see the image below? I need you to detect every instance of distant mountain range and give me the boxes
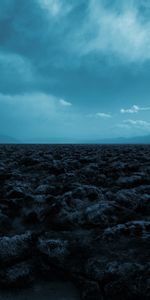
[91,135,150,144]
[29,135,150,144]
[0,134,150,144]
[0,135,20,144]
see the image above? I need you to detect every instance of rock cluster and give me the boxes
[0,144,150,299]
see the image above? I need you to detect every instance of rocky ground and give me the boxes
[0,280,80,300]
[0,144,150,300]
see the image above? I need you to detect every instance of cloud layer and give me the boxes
[59,99,72,106]
[96,112,111,118]
[0,0,150,140]
[71,0,150,63]
[120,105,150,114]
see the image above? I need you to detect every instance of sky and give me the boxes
[0,0,150,142]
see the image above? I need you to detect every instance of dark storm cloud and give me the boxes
[0,0,150,140]
[1,0,150,96]
[0,0,88,95]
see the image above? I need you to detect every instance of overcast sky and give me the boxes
[0,0,150,142]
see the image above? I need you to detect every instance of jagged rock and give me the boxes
[5,182,31,203]
[84,202,118,227]
[37,238,69,267]
[0,165,11,180]
[115,189,139,209]
[0,212,11,233]
[79,163,99,184]
[19,157,39,167]
[0,232,35,266]
[35,184,55,195]
[52,186,105,228]
[116,175,144,188]
[103,220,150,240]
[72,185,104,202]
[136,194,150,215]
[51,160,64,174]
[0,261,33,287]
[103,262,150,300]
[85,257,107,282]
[22,205,49,224]
[86,260,150,300]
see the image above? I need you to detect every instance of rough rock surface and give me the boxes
[0,144,150,299]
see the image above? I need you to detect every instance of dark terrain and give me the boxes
[0,144,150,300]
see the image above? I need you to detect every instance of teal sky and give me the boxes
[0,0,150,142]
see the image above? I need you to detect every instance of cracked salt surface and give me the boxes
[0,281,81,300]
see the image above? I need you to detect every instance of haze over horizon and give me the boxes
[0,0,150,142]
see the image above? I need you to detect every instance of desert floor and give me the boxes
[0,144,149,299]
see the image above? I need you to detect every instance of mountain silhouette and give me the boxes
[0,135,20,144]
